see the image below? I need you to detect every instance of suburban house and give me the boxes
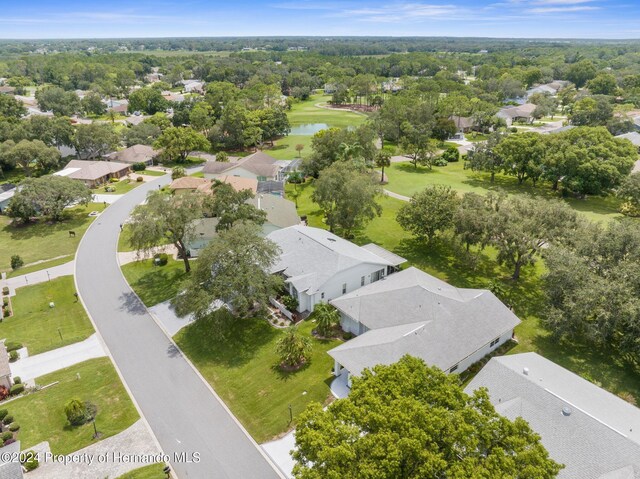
[496,103,537,126]
[55,160,131,188]
[267,225,406,313]
[106,144,161,166]
[169,176,258,195]
[0,86,16,95]
[465,353,640,479]
[181,79,205,94]
[187,195,300,256]
[525,80,570,99]
[0,185,16,214]
[449,115,476,138]
[616,131,640,152]
[327,267,520,386]
[202,152,283,181]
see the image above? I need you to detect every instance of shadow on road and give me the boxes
[118,291,148,316]
[167,343,182,358]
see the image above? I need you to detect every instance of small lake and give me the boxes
[289,123,330,136]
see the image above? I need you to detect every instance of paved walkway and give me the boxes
[29,420,161,479]
[10,334,106,382]
[149,300,195,336]
[75,175,282,479]
[92,194,123,204]
[1,261,74,296]
[262,431,296,479]
[117,245,178,266]
[384,189,410,202]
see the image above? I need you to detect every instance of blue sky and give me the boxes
[1,0,639,39]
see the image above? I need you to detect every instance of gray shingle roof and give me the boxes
[0,440,22,479]
[250,195,299,229]
[202,151,281,178]
[465,353,640,479]
[328,267,519,374]
[267,226,395,294]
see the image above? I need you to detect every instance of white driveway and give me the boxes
[10,334,106,381]
[148,300,195,336]
[92,194,123,204]
[262,431,296,479]
[1,262,75,296]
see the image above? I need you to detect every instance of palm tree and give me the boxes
[276,326,312,368]
[313,303,340,337]
[375,150,392,184]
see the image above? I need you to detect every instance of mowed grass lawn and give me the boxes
[0,202,106,273]
[6,255,73,279]
[92,178,140,195]
[288,180,640,401]
[383,161,622,223]
[175,316,339,443]
[269,94,366,161]
[121,258,188,307]
[1,275,94,355]
[116,464,166,479]
[9,357,139,455]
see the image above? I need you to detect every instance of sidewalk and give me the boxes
[262,430,296,479]
[1,261,74,297]
[148,300,194,336]
[10,334,106,382]
[384,189,410,202]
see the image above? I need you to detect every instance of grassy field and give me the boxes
[1,276,94,355]
[175,316,339,443]
[93,179,140,195]
[289,180,640,401]
[139,169,167,177]
[0,202,106,273]
[269,95,367,161]
[121,258,188,307]
[9,358,139,455]
[383,161,623,223]
[6,255,73,279]
[116,464,166,479]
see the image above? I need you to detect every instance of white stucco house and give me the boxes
[266,226,406,314]
[466,353,640,479]
[327,267,520,386]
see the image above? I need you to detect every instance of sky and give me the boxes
[1,0,639,40]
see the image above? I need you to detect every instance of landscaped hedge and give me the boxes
[154,253,168,266]
[1,287,8,296]
[1,432,12,442]
[8,423,19,432]
[9,384,23,395]
[2,415,13,425]
[132,162,146,171]
[8,351,17,363]
[5,342,21,352]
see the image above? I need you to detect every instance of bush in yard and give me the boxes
[1,432,12,442]
[2,415,13,425]
[8,351,17,363]
[65,399,87,426]
[136,176,143,182]
[153,253,168,266]
[24,456,38,472]
[281,294,298,312]
[275,326,312,369]
[5,342,21,352]
[2,297,8,306]
[1,287,8,296]
[0,439,4,448]
[313,303,340,337]
[434,157,448,167]
[12,377,20,385]
[3,438,15,446]
[442,145,460,162]
[9,384,23,396]
[10,255,23,271]
[132,162,146,171]
[109,177,120,183]
[0,387,7,401]
[8,423,19,432]
[0,410,8,422]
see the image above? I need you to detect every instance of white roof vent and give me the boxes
[523,367,529,375]
[562,406,572,416]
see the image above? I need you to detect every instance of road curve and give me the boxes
[75,176,282,479]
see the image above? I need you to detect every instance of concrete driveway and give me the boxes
[75,175,282,479]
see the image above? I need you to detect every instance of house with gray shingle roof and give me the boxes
[266,225,406,313]
[202,152,283,181]
[465,353,640,479]
[327,267,520,384]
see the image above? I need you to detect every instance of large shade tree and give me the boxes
[293,355,562,479]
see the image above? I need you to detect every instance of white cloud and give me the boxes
[527,5,599,12]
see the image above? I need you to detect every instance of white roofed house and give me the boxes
[327,266,520,391]
[266,225,406,314]
[465,353,640,479]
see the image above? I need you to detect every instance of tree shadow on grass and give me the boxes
[271,360,311,382]
[175,313,279,368]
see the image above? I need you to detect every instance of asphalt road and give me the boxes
[75,175,282,479]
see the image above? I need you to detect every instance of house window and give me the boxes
[449,364,459,373]
[490,337,500,348]
[321,292,325,299]
[371,268,385,282]
[342,283,347,294]
[361,276,365,286]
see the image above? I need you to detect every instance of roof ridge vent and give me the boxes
[523,367,529,375]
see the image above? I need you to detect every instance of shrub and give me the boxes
[136,176,144,182]
[0,438,4,448]
[153,253,168,266]
[109,177,120,183]
[9,384,23,395]
[10,255,23,271]
[5,342,21,352]
[12,377,20,385]
[8,351,17,363]
[1,432,12,442]
[281,294,298,312]
[0,410,8,421]
[275,326,312,368]
[441,146,460,162]
[1,287,8,296]
[343,332,354,340]
[2,297,8,306]
[104,186,116,192]
[65,399,87,426]
[0,387,7,401]
[24,457,39,472]
[510,127,518,133]
[8,423,19,432]
[2,415,13,425]
[3,438,15,446]
[434,157,448,167]
[132,162,146,171]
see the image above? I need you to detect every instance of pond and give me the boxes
[289,123,330,136]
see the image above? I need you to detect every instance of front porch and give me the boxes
[330,368,350,399]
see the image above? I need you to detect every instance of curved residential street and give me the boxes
[75,175,282,479]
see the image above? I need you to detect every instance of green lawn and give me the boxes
[8,358,139,455]
[116,464,166,479]
[189,171,205,178]
[0,202,107,273]
[139,169,168,177]
[288,180,640,402]
[6,255,73,279]
[121,258,188,307]
[383,161,623,223]
[93,179,140,195]
[175,316,339,443]
[269,94,366,161]
[1,275,94,355]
